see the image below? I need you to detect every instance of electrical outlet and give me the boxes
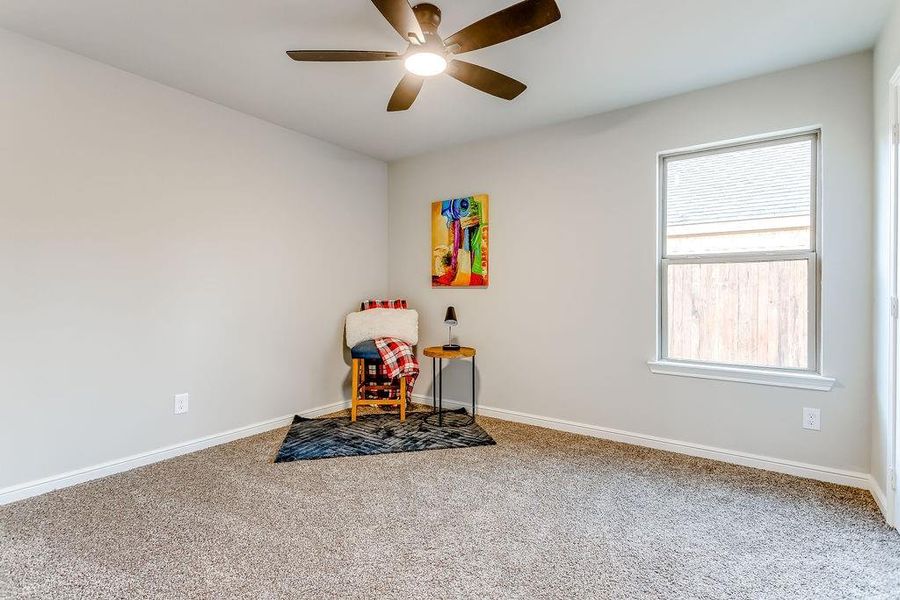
[802,407,820,431]
[174,393,189,415]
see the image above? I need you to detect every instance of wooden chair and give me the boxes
[350,340,406,422]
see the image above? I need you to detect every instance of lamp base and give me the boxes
[442,344,461,351]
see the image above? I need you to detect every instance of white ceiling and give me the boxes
[0,0,893,160]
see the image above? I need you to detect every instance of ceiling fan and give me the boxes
[286,0,561,111]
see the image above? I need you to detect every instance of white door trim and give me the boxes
[887,66,900,527]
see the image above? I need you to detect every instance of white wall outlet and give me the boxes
[174,393,189,415]
[802,407,820,431]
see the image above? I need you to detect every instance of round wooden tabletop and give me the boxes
[423,346,476,359]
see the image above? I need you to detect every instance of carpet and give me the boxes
[274,408,495,462]
[1,404,898,599]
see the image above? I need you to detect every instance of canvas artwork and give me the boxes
[432,194,489,287]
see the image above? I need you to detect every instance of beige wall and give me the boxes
[872,0,900,520]
[389,53,873,474]
[0,30,388,490]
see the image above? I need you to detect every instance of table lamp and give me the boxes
[443,306,460,351]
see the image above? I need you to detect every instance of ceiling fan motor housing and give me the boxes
[412,3,442,35]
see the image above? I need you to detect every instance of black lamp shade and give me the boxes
[444,306,458,326]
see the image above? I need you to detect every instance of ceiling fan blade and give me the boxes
[444,0,560,54]
[446,60,526,100]
[371,0,425,44]
[387,74,424,111]
[286,50,402,62]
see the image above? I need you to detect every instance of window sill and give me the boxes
[646,360,835,391]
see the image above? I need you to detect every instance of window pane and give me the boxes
[666,139,812,255]
[666,260,808,369]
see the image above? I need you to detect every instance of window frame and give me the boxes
[654,129,828,385]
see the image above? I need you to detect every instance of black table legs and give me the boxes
[426,356,475,427]
[472,356,476,419]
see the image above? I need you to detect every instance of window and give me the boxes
[650,130,834,390]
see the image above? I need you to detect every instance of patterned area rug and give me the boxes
[274,408,495,462]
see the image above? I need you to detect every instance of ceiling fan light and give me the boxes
[404,52,447,76]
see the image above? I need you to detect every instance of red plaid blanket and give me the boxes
[361,299,407,310]
[360,299,418,403]
[374,337,418,403]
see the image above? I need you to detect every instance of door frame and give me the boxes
[887,67,900,528]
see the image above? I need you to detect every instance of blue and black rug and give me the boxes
[274,408,495,462]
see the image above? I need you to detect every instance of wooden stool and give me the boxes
[350,341,406,422]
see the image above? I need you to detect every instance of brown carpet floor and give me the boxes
[1,404,898,599]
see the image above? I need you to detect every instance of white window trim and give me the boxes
[650,129,833,391]
[647,360,835,391]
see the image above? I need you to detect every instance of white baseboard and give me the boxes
[868,475,894,527]
[0,399,350,507]
[414,393,871,490]
[5,395,888,525]
[299,399,351,418]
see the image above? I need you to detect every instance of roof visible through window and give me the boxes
[666,139,812,227]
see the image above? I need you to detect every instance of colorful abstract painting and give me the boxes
[432,195,489,287]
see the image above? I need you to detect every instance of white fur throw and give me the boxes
[345,308,419,348]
